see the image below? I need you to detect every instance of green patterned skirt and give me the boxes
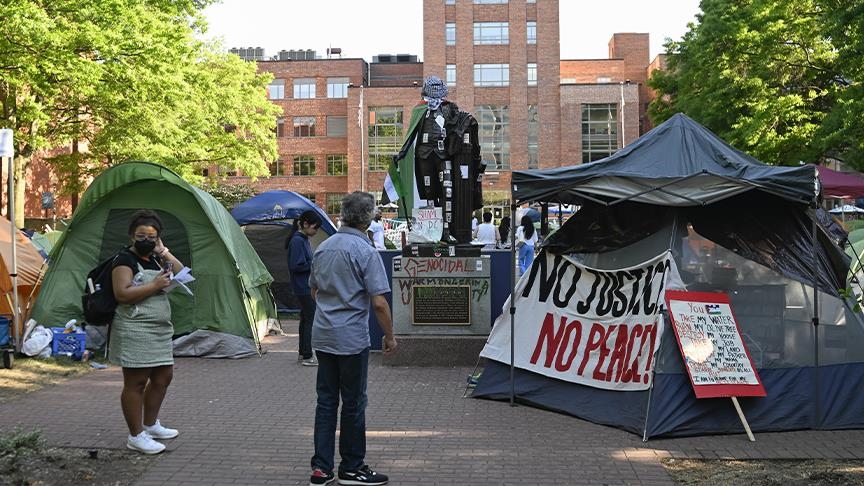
[109,268,174,368]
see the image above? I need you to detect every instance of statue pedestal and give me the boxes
[384,246,490,366]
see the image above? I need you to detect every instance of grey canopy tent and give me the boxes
[473,113,862,438]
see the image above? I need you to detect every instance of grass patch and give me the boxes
[0,354,95,404]
[662,458,864,485]
[0,428,157,485]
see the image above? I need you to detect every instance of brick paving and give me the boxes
[3,326,864,485]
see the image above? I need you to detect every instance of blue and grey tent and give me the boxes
[473,113,863,438]
[231,190,336,312]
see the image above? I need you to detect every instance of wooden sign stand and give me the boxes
[665,290,767,442]
[730,396,755,442]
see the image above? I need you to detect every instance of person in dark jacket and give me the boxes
[287,210,322,366]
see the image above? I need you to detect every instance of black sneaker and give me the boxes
[310,467,335,486]
[338,465,388,485]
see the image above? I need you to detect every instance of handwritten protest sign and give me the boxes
[481,251,673,391]
[407,207,443,243]
[664,290,766,399]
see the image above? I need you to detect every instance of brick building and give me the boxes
[222,0,659,217]
[21,0,662,220]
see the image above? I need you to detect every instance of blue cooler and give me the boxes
[0,316,9,347]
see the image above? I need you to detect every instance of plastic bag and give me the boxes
[22,325,53,357]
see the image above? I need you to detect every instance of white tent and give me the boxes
[829,204,864,214]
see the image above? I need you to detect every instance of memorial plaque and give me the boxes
[412,285,471,325]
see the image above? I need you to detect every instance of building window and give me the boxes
[327,155,348,175]
[474,0,508,3]
[527,21,537,45]
[326,193,346,214]
[269,159,286,176]
[268,79,285,100]
[327,116,347,137]
[293,116,316,137]
[445,23,456,46]
[293,155,316,176]
[327,77,349,98]
[445,0,455,4]
[527,63,537,87]
[446,64,456,86]
[293,78,316,99]
[581,104,618,163]
[475,104,510,170]
[527,0,535,3]
[527,104,539,169]
[368,106,404,172]
[474,64,509,87]
[474,22,509,45]
[301,193,316,203]
[275,117,285,137]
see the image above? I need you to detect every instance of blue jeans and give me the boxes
[311,348,369,474]
[297,295,316,359]
[519,243,535,275]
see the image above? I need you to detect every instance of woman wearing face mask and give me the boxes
[109,210,183,455]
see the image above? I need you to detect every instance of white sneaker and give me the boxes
[143,419,179,439]
[126,431,165,454]
[301,356,318,367]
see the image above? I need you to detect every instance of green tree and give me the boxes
[649,0,841,166]
[813,1,864,167]
[0,0,279,226]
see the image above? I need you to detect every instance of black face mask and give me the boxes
[134,240,156,255]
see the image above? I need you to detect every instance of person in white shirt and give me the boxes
[473,211,499,248]
[366,212,386,249]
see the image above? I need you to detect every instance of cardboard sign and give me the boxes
[407,207,443,243]
[664,290,766,399]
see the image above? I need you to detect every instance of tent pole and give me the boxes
[642,215,681,441]
[509,202,517,406]
[7,155,18,353]
[811,209,821,428]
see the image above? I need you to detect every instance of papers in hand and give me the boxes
[164,266,195,295]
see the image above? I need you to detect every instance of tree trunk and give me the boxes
[12,155,27,228]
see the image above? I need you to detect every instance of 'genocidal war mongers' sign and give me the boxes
[481,251,676,391]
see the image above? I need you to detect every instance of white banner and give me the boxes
[481,251,675,391]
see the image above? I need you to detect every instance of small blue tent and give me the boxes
[231,191,336,312]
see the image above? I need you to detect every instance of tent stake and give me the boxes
[731,397,755,442]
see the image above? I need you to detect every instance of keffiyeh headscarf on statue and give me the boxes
[422,76,448,110]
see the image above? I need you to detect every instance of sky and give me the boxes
[201,0,702,62]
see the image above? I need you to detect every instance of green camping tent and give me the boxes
[30,161,275,357]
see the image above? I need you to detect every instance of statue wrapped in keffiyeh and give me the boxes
[385,76,485,244]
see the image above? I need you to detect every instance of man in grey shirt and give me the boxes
[308,191,397,486]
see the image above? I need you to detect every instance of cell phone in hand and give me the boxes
[163,261,173,274]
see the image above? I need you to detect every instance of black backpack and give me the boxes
[81,249,125,326]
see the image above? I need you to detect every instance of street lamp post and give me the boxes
[619,81,626,148]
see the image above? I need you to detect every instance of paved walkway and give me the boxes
[3,328,864,485]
